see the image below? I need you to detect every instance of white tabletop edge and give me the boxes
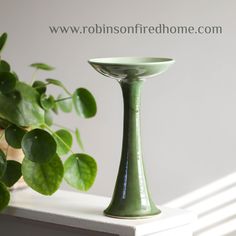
[1,189,196,236]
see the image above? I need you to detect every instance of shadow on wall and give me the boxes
[164,172,236,236]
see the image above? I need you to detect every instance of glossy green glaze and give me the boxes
[104,78,160,218]
[88,57,174,218]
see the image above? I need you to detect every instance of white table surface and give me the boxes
[1,189,196,236]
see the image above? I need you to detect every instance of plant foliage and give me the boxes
[0,32,97,211]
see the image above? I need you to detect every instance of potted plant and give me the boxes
[0,33,97,211]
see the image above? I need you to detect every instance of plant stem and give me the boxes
[46,82,72,96]
[52,124,84,151]
[53,123,74,133]
[5,145,9,157]
[44,124,74,155]
[30,69,38,85]
[61,86,72,96]
[0,130,4,142]
[54,97,72,103]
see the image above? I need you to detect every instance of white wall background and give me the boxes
[0,0,236,204]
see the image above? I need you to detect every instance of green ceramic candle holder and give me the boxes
[89,57,174,219]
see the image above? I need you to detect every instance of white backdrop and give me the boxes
[0,0,236,204]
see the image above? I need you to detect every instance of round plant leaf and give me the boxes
[53,129,73,156]
[3,90,21,105]
[32,80,47,95]
[22,129,57,163]
[75,128,84,151]
[22,154,64,195]
[64,153,97,191]
[57,94,73,113]
[0,60,10,72]
[1,160,22,187]
[0,81,45,127]
[0,72,17,94]
[0,149,6,178]
[40,94,55,110]
[0,182,10,211]
[44,109,53,126]
[72,88,97,118]
[12,71,19,81]
[30,63,55,71]
[0,33,7,53]
[5,125,27,149]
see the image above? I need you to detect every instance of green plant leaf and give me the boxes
[46,78,63,87]
[0,150,6,178]
[22,129,57,163]
[0,118,10,129]
[46,79,71,95]
[53,129,72,156]
[75,128,84,151]
[1,160,22,187]
[0,72,17,94]
[0,182,10,211]
[12,71,19,81]
[32,80,47,95]
[3,90,21,105]
[57,94,73,113]
[40,94,55,110]
[44,109,53,126]
[0,60,10,72]
[72,88,97,118]
[30,63,55,71]
[64,153,97,191]
[0,33,7,53]
[52,102,59,114]
[0,81,45,127]
[5,125,27,149]
[22,154,63,195]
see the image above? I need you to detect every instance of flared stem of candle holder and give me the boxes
[104,78,161,218]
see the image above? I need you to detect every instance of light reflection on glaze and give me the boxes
[90,64,171,80]
[88,57,174,218]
